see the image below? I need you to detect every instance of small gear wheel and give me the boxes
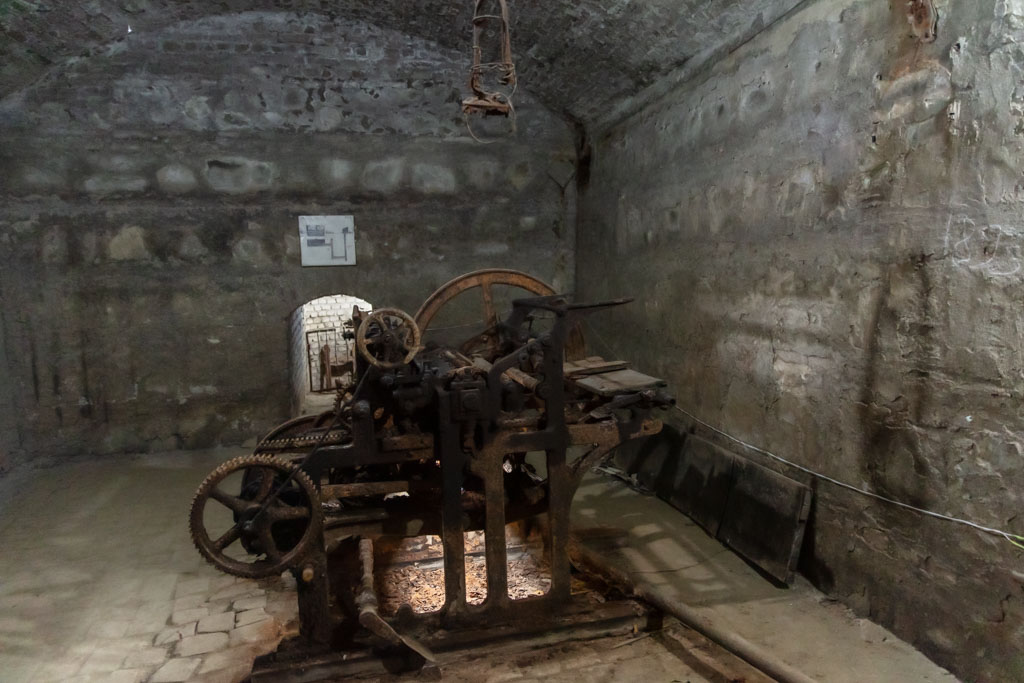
[189,454,322,578]
[356,308,421,369]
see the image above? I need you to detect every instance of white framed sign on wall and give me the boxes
[298,215,356,266]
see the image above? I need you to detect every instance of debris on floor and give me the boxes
[376,531,553,615]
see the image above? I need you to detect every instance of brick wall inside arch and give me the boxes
[289,294,371,413]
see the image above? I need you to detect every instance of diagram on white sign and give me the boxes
[298,215,356,266]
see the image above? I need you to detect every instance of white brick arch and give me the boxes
[289,294,372,413]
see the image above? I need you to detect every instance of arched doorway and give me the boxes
[289,294,372,415]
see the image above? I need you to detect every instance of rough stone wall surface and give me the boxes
[0,12,575,466]
[576,0,1024,680]
[0,0,804,127]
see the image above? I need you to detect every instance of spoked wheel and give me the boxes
[356,308,422,370]
[414,269,586,360]
[189,455,322,578]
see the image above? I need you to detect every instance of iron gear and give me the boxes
[189,454,322,578]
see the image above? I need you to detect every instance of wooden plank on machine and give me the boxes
[564,356,629,377]
[574,369,666,396]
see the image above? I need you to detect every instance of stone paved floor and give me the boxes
[0,447,735,683]
[0,448,961,683]
[0,448,296,683]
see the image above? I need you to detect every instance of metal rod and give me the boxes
[356,537,437,662]
[321,481,409,499]
[567,536,819,683]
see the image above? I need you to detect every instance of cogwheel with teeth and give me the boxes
[188,454,322,579]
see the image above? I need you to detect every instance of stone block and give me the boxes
[234,608,268,627]
[228,618,280,647]
[183,96,213,126]
[410,162,457,194]
[209,582,257,602]
[464,158,500,190]
[175,632,228,657]
[361,158,404,192]
[231,236,269,266]
[21,167,66,190]
[87,619,131,639]
[197,611,235,633]
[107,668,148,683]
[172,594,206,611]
[89,153,143,173]
[232,594,266,611]
[156,164,198,194]
[205,597,234,614]
[474,242,510,255]
[32,660,85,681]
[194,662,254,683]
[217,110,254,130]
[170,607,207,625]
[83,175,149,194]
[79,647,127,675]
[40,226,67,264]
[155,623,197,646]
[314,107,343,131]
[107,225,150,261]
[204,157,276,194]
[123,646,172,668]
[174,577,210,598]
[506,160,533,190]
[198,644,261,674]
[318,158,355,189]
[177,233,209,260]
[139,573,179,603]
[150,657,201,683]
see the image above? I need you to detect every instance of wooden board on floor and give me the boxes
[664,435,737,538]
[610,429,812,585]
[716,458,813,585]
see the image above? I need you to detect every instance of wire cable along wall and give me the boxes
[580,318,1024,552]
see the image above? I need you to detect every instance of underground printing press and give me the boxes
[187,269,675,678]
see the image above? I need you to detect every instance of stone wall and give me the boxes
[576,0,1024,679]
[0,12,576,467]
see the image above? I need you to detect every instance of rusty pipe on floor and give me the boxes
[568,536,818,683]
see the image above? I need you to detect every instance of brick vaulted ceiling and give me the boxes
[0,0,803,126]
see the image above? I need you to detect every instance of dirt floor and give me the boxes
[0,448,960,682]
[375,532,552,615]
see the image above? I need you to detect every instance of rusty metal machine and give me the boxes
[188,269,674,678]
